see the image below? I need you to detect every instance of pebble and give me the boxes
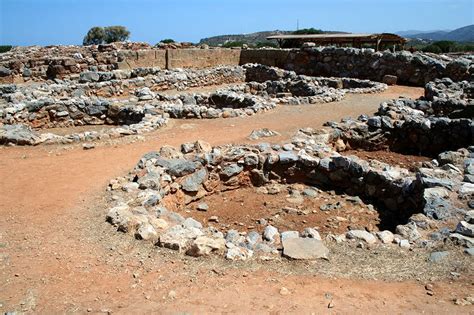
[279,287,290,296]
[168,290,177,299]
[82,143,95,150]
[208,216,219,222]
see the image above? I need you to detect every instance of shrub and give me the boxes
[0,45,13,53]
[292,28,323,35]
[422,44,442,53]
[160,39,175,44]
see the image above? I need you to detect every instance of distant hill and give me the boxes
[399,25,474,42]
[199,30,292,46]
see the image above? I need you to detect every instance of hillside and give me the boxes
[199,30,292,46]
[401,25,474,42]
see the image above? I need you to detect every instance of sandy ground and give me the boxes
[2,86,473,314]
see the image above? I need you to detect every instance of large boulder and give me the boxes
[0,124,41,145]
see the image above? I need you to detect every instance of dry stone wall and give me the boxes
[1,45,472,87]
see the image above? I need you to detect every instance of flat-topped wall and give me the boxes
[94,48,474,86]
[1,45,471,86]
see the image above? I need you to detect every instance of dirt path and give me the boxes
[2,86,472,313]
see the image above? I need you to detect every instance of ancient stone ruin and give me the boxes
[1,44,473,262]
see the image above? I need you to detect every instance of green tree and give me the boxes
[0,45,13,53]
[160,39,175,44]
[83,26,106,45]
[83,26,130,45]
[432,41,456,53]
[104,26,130,43]
[292,28,323,35]
[422,44,442,53]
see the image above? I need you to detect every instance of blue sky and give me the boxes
[1,0,473,46]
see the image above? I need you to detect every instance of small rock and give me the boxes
[197,202,209,211]
[429,251,449,263]
[168,290,177,299]
[399,239,410,248]
[302,227,321,240]
[263,225,279,243]
[346,230,377,244]
[279,287,290,296]
[208,216,219,223]
[376,230,394,244]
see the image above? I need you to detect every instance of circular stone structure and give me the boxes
[103,77,473,262]
[0,64,387,146]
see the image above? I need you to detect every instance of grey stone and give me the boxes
[429,251,449,263]
[302,228,321,240]
[346,230,377,244]
[254,243,275,253]
[465,210,474,224]
[182,217,203,229]
[399,239,410,248]
[450,233,474,246]
[0,124,41,146]
[376,230,394,244]
[156,158,198,177]
[225,243,253,260]
[135,223,158,241]
[0,66,11,77]
[382,74,397,85]
[158,225,203,251]
[246,231,262,247]
[181,168,207,192]
[221,163,243,178]
[263,225,279,242]
[79,71,100,83]
[422,198,451,219]
[281,231,299,240]
[455,221,474,237]
[137,172,161,190]
[248,128,279,140]
[396,222,421,241]
[225,229,241,244]
[186,235,226,257]
[459,183,474,196]
[197,202,209,211]
[303,188,318,198]
[279,152,298,164]
[282,237,329,260]
[464,248,474,256]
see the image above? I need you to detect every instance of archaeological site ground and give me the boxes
[0,42,473,313]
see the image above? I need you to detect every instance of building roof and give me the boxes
[267,33,406,44]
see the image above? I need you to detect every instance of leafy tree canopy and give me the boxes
[83,26,130,46]
[292,28,323,35]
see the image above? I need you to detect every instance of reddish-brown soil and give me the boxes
[189,185,380,235]
[2,86,473,313]
[344,149,432,171]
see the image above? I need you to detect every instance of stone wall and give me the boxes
[242,48,473,86]
[2,44,472,86]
